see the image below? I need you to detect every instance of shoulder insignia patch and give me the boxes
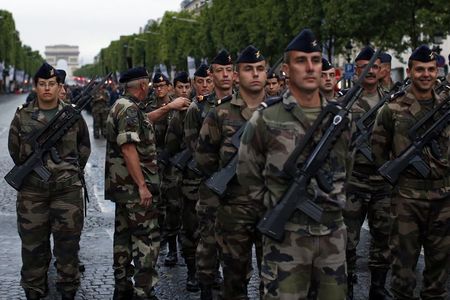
[126,107,139,126]
[258,96,283,110]
[216,94,232,105]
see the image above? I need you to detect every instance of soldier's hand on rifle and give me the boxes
[169,97,191,111]
[138,184,153,208]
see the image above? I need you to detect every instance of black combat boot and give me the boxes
[200,284,213,300]
[347,273,357,300]
[25,289,42,300]
[185,259,200,292]
[369,268,391,300]
[164,236,178,266]
[113,288,134,300]
[60,291,76,300]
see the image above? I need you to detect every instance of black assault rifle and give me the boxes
[257,49,382,242]
[5,73,112,190]
[352,78,410,161]
[170,148,192,171]
[205,124,246,197]
[378,93,450,184]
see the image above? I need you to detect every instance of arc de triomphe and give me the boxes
[44,45,79,79]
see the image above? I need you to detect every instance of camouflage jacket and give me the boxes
[91,90,109,113]
[347,86,388,182]
[196,92,258,206]
[146,96,173,152]
[165,109,187,157]
[184,93,216,154]
[237,90,350,234]
[8,100,90,184]
[372,86,450,200]
[104,94,159,203]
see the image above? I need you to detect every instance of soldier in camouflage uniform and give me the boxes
[320,58,338,101]
[8,62,91,300]
[237,29,350,300]
[379,52,395,93]
[372,45,450,300]
[183,63,217,298]
[105,67,160,300]
[91,85,109,138]
[196,45,267,300]
[161,72,192,268]
[146,72,191,245]
[163,72,202,291]
[343,46,392,299]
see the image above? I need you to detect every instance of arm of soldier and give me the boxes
[371,103,394,167]
[237,112,267,209]
[183,102,201,153]
[121,143,152,207]
[8,110,21,165]
[195,108,221,175]
[77,117,91,169]
[147,97,191,123]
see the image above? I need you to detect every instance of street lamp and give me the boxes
[345,41,353,63]
[432,32,444,55]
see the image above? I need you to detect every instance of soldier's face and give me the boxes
[211,64,234,90]
[266,78,280,96]
[407,60,437,93]
[194,76,214,96]
[283,51,321,93]
[320,69,336,92]
[58,84,67,100]
[379,63,391,80]
[36,77,61,103]
[154,82,169,98]
[237,61,267,94]
[356,58,381,86]
[174,82,191,98]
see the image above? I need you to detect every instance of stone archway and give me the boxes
[44,45,79,79]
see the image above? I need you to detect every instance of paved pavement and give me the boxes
[0,93,448,300]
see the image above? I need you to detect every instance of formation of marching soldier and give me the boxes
[6,27,450,300]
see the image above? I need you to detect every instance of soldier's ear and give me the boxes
[282,63,289,79]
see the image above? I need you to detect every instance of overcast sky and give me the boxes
[1,0,181,65]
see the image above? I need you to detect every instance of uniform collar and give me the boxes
[282,90,326,129]
[398,85,442,117]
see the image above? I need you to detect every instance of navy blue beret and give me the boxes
[194,64,210,78]
[409,45,436,63]
[267,71,279,80]
[237,45,265,64]
[211,49,233,65]
[119,67,149,83]
[285,28,321,53]
[152,72,170,84]
[355,46,376,62]
[56,69,66,84]
[173,71,190,86]
[379,52,392,63]
[34,62,57,82]
[322,58,333,71]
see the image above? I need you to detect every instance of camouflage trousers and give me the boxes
[179,174,201,262]
[344,178,392,273]
[113,202,160,298]
[261,225,347,300]
[196,183,221,285]
[16,184,84,296]
[160,166,182,239]
[390,196,450,300]
[92,109,108,137]
[215,204,263,300]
